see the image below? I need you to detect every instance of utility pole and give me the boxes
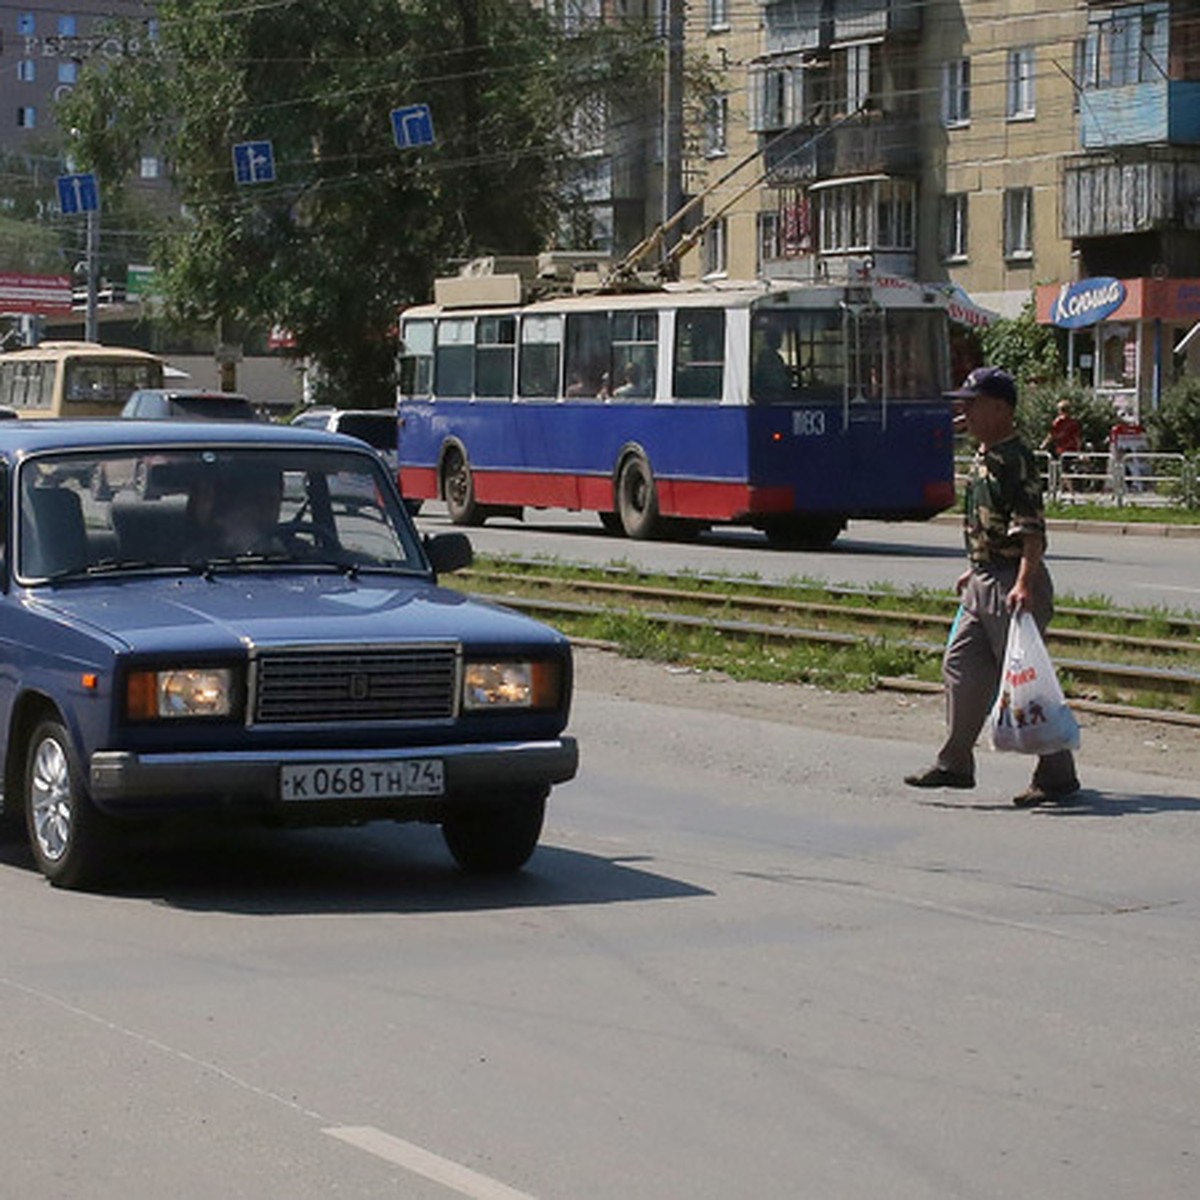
[660,0,685,269]
[84,207,100,343]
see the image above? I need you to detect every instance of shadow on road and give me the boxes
[922,787,1200,815]
[0,823,710,915]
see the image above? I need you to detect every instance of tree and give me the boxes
[978,300,1062,387]
[59,2,659,406]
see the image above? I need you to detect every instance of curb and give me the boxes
[931,512,1200,538]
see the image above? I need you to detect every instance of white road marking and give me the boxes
[324,1126,539,1200]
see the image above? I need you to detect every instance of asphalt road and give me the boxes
[414,503,1200,615]
[1,669,1196,1198]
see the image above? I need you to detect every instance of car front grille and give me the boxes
[252,645,458,724]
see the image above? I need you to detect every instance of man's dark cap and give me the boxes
[946,366,1018,406]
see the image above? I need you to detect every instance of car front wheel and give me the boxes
[25,719,111,889]
[441,790,547,873]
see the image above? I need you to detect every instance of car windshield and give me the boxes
[170,396,256,420]
[17,445,426,581]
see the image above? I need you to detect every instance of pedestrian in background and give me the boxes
[905,367,1081,807]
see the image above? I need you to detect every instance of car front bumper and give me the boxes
[89,737,579,818]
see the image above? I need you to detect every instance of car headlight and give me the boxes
[462,660,562,711]
[126,668,235,719]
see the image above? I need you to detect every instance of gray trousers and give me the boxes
[937,562,1078,789]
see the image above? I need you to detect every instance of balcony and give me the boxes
[763,113,919,185]
[1061,147,1200,238]
[1081,80,1200,149]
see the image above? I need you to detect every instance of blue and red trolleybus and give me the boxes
[396,267,956,548]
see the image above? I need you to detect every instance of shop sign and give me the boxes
[1051,277,1126,329]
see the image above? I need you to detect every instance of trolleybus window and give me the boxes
[565,313,609,399]
[476,315,516,398]
[435,318,473,397]
[400,320,433,398]
[519,315,561,398]
[673,308,724,400]
[611,312,656,400]
[751,311,845,404]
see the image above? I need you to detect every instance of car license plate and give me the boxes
[280,759,444,802]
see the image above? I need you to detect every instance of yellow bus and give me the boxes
[0,341,165,418]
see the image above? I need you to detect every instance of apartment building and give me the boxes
[676,0,1200,414]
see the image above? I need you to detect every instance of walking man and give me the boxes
[905,367,1080,807]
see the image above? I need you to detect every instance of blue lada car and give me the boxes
[0,420,577,888]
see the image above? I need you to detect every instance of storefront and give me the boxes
[1036,276,1200,421]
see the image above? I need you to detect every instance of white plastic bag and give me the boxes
[989,611,1081,755]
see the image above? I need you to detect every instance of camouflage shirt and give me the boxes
[963,435,1046,564]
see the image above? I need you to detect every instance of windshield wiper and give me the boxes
[85,557,174,575]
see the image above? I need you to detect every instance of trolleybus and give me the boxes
[396,269,956,547]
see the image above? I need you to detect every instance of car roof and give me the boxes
[0,419,360,457]
[130,388,252,401]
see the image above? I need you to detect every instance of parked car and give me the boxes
[0,420,577,889]
[289,407,420,512]
[121,388,259,421]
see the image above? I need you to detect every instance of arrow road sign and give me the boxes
[57,173,99,215]
[232,140,276,185]
[391,104,435,150]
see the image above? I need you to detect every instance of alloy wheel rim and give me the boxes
[31,738,71,863]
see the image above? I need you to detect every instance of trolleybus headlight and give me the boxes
[462,660,562,711]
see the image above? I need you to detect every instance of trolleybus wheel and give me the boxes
[762,515,846,550]
[617,453,663,540]
[442,449,485,526]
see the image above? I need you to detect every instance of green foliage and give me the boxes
[1016,380,1119,452]
[1146,375,1200,454]
[58,2,659,407]
[978,300,1062,386]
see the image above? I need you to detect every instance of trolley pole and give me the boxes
[660,0,685,268]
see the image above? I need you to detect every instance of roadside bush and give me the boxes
[1018,381,1119,453]
[1146,376,1200,453]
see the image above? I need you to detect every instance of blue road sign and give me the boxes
[57,173,99,215]
[391,104,435,150]
[232,140,276,185]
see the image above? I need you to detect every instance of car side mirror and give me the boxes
[424,532,473,575]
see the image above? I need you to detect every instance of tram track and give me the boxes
[456,557,1200,727]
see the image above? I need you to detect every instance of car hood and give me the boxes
[30,571,566,657]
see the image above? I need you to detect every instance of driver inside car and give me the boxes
[186,467,285,559]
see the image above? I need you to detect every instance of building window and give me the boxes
[1007,47,1036,119]
[703,217,727,276]
[16,107,36,129]
[941,59,970,126]
[707,0,729,30]
[17,13,34,36]
[833,43,879,114]
[705,94,728,157]
[757,211,781,271]
[58,61,78,85]
[140,156,161,180]
[1003,188,1033,258]
[57,15,77,36]
[940,193,969,260]
[1087,2,1168,88]
[17,59,35,83]
[816,179,915,254]
[559,0,601,34]
[750,65,792,133]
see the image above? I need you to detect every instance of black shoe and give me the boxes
[1012,780,1081,808]
[904,766,975,790]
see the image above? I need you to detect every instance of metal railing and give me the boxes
[955,450,1197,509]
